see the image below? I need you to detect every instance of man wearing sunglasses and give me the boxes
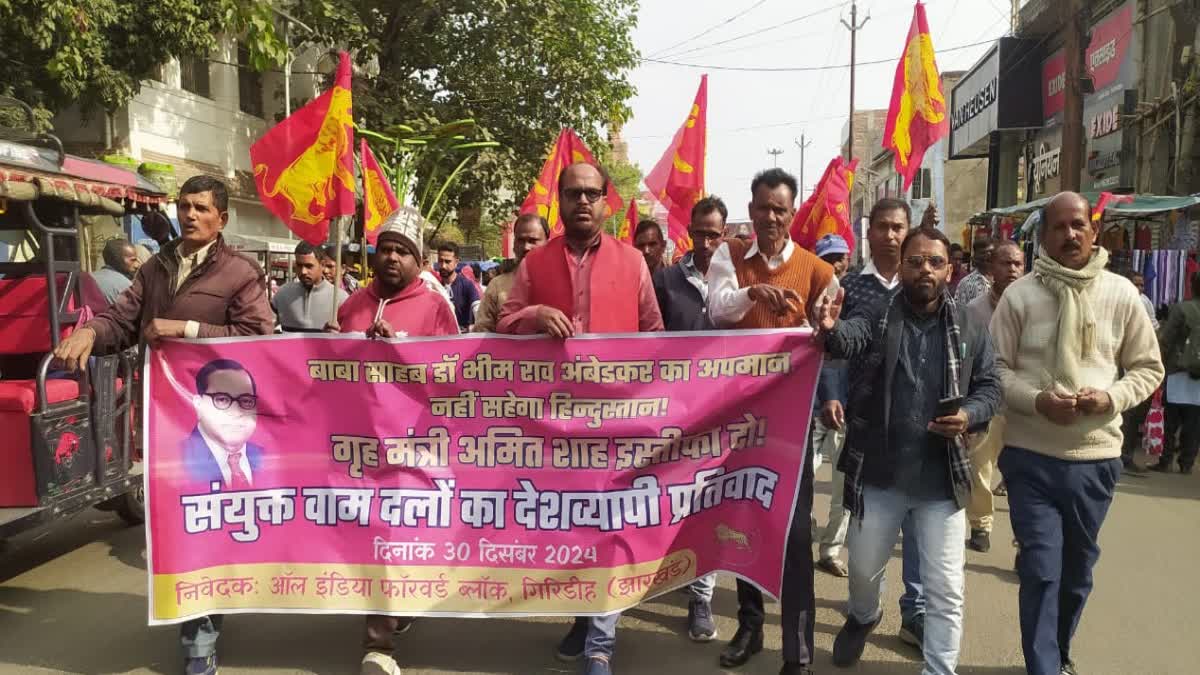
[183,359,262,488]
[498,161,662,675]
[815,226,1001,675]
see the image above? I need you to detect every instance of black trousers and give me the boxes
[1162,402,1200,471]
[734,448,815,665]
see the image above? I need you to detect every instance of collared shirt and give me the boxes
[679,252,708,301]
[882,298,953,500]
[861,259,900,290]
[175,239,217,338]
[709,238,803,325]
[954,270,992,307]
[498,234,663,334]
[197,424,252,487]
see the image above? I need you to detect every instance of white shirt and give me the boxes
[706,239,838,326]
[861,258,900,290]
[197,425,253,486]
[1140,294,1159,329]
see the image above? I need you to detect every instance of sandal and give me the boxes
[993,482,1007,496]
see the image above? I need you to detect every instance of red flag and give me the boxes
[1092,192,1134,222]
[883,3,948,191]
[645,75,707,256]
[519,129,622,238]
[790,157,858,253]
[617,197,638,244]
[360,139,399,245]
[250,51,356,245]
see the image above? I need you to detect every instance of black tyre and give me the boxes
[115,485,145,526]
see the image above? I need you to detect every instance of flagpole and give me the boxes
[332,217,345,325]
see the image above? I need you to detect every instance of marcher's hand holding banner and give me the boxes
[145,331,820,624]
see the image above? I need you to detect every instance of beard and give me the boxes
[903,277,945,307]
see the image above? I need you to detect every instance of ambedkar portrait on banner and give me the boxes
[182,358,264,489]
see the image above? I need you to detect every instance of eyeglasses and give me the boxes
[903,255,949,270]
[687,231,723,242]
[562,187,605,204]
[205,392,258,411]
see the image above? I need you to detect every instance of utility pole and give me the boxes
[767,147,784,168]
[1010,0,1020,33]
[795,133,812,200]
[841,1,870,162]
[1060,0,1085,191]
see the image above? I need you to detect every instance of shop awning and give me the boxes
[980,193,1200,221]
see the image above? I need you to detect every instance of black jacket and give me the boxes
[827,292,1001,512]
[653,263,714,332]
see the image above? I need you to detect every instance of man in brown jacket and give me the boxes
[53,175,273,675]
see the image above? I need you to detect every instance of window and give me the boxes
[911,168,933,200]
[180,56,211,98]
[237,45,264,118]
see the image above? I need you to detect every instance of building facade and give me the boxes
[52,39,328,244]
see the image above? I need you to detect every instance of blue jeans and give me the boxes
[686,574,716,603]
[847,486,966,675]
[900,515,926,622]
[180,615,221,658]
[585,613,620,658]
[999,446,1121,675]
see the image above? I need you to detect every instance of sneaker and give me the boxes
[1151,460,1173,473]
[687,599,718,642]
[1060,660,1080,675]
[184,655,218,675]
[832,613,880,667]
[779,664,814,675]
[898,614,924,652]
[360,652,401,675]
[556,617,589,662]
[817,556,849,577]
[583,657,612,675]
[967,528,991,553]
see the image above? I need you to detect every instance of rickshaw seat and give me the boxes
[0,276,76,355]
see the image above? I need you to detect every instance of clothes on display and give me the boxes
[1130,249,1193,309]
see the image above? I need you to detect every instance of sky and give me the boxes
[623,0,1018,221]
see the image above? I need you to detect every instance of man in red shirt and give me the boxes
[498,162,662,675]
[330,213,457,675]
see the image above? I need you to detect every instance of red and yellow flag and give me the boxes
[645,75,707,255]
[617,197,638,244]
[250,51,356,245]
[519,128,622,238]
[883,3,948,191]
[1092,192,1134,222]
[360,139,399,245]
[790,157,858,253]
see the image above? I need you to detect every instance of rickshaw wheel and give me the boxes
[115,485,145,526]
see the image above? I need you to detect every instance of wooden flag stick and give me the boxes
[332,217,345,325]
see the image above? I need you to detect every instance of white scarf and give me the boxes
[1033,246,1109,392]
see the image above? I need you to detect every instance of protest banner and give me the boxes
[145,330,819,623]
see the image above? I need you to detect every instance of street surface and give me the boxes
[1,462,1195,675]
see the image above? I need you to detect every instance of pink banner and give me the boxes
[145,331,818,623]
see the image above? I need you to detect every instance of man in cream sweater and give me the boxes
[990,192,1163,675]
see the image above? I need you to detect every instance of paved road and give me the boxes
[1,463,1196,675]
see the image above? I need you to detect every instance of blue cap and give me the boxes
[814,233,850,258]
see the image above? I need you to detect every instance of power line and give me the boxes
[658,2,847,60]
[647,0,774,59]
[640,37,999,72]
[627,113,848,140]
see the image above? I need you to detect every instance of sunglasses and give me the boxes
[903,255,949,270]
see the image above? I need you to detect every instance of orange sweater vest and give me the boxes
[727,238,834,329]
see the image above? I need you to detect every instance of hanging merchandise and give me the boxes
[1134,221,1153,249]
